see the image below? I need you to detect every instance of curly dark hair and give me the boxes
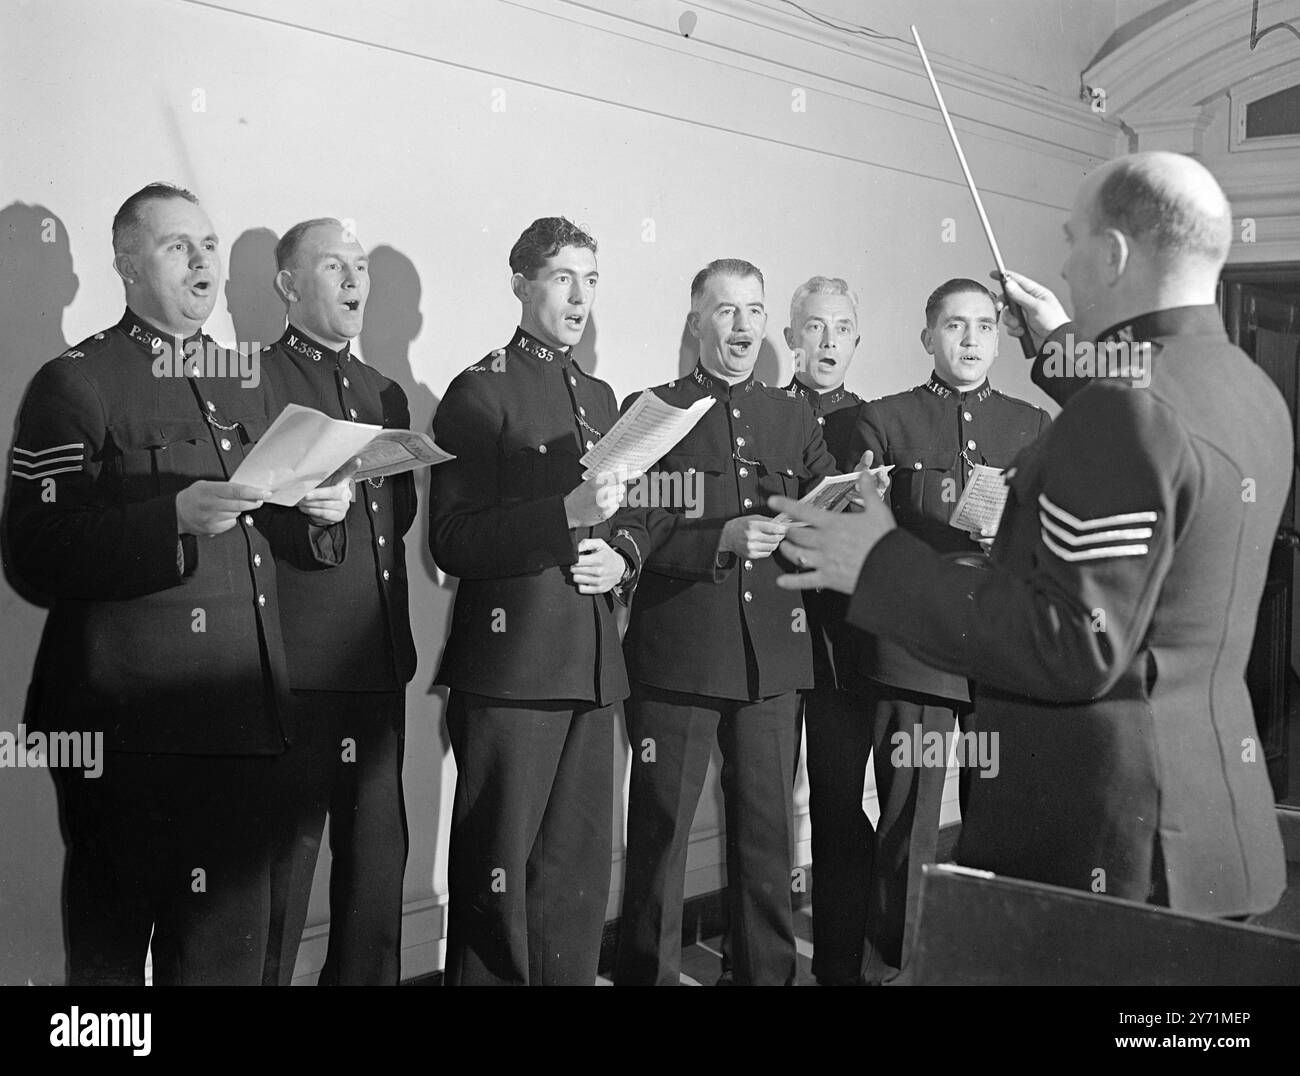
[509,217,597,279]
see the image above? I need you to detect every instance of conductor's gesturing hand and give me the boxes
[176,481,272,537]
[768,472,897,594]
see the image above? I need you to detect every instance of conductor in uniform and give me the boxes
[772,152,1289,925]
[259,218,417,986]
[5,183,351,985]
[849,278,1049,983]
[614,258,838,986]
[428,216,645,985]
[777,275,872,986]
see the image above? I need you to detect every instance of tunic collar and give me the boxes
[1096,305,1227,346]
[118,307,204,355]
[282,324,351,366]
[510,326,571,366]
[924,372,992,402]
[692,362,755,396]
[783,376,850,410]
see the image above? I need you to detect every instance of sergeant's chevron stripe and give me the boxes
[11,442,85,481]
[1038,493,1154,563]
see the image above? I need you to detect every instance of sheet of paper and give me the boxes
[772,471,863,527]
[949,463,1009,534]
[230,403,382,506]
[580,391,716,479]
[349,429,455,483]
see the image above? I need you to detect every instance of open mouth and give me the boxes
[342,300,360,312]
[958,352,982,363]
[815,354,837,368]
[190,279,211,294]
[727,336,753,356]
[563,313,586,329]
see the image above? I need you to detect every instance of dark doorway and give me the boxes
[1220,263,1300,805]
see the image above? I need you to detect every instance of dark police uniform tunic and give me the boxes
[849,307,1289,919]
[6,308,337,985]
[615,365,837,986]
[781,377,874,985]
[847,372,1049,981]
[429,326,645,985]
[259,325,418,986]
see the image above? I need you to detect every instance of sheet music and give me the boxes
[580,391,715,479]
[231,404,453,506]
[772,471,862,527]
[948,463,1009,535]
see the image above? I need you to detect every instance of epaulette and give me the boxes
[465,347,508,374]
[57,328,116,363]
[991,387,1046,412]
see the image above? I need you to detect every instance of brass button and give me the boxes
[586,440,594,451]
[371,501,380,512]
[687,466,696,474]
[578,406,586,417]
[343,376,350,388]
[963,410,973,421]
[913,461,922,471]
[206,401,216,412]
[967,439,976,450]
[220,438,231,451]
[817,416,825,425]
[743,560,753,570]
[743,591,753,602]
[743,498,753,509]
[570,376,577,386]
[382,569,390,581]
[350,408,358,419]
[257,593,266,607]
[253,553,262,567]
[377,535,386,547]
[243,514,254,525]
[732,408,740,418]
[736,436,746,447]
[738,467,749,478]
[539,444,548,454]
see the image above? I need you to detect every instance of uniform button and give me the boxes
[967,439,976,450]
[257,593,266,607]
[736,436,746,447]
[539,444,548,454]
[743,559,753,570]
[95,333,105,340]
[371,501,380,512]
[206,401,216,412]
[243,514,254,525]
[253,553,262,567]
[687,466,696,474]
[786,468,794,476]
[668,380,676,388]
[732,408,741,418]
[817,416,825,425]
[220,438,231,451]
[570,376,577,386]
[738,467,749,478]
[743,591,753,602]
[743,498,754,509]
[963,410,973,421]
[343,376,350,388]
[350,408,358,419]
[382,569,391,581]
[377,535,386,547]
[913,461,922,471]
[578,406,586,417]
[585,440,594,451]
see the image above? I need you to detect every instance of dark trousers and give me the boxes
[862,682,973,983]
[803,685,875,984]
[615,683,799,986]
[444,691,614,986]
[55,751,276,986]
[263,689,408,986]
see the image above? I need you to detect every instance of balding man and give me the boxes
[772,151,1289,924]
[258,219,417,985]
[6,183,347,984]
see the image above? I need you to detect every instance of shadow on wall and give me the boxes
[675,315,784,386]
[1,203,79,605]
[572,312,600,378]
[226,227,284,351]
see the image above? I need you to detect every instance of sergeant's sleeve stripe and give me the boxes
[1041,529,1149,563]
[13,453,84,470]
[11,464,83,481]
[1038,512,1153,547]
[1038,493,1157,531]
[13,442,84,458]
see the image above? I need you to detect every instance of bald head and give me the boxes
[1084,152,1231,271]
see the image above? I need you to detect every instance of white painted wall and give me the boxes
[0,0,1117,983]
